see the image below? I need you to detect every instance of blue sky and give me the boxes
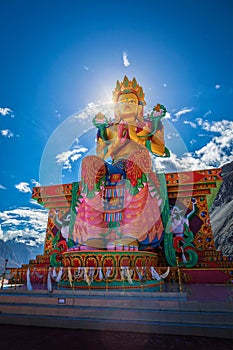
[0,0,232,248]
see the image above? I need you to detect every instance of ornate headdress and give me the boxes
[112,76,146,106]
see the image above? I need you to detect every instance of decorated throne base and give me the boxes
[60,250,164,290]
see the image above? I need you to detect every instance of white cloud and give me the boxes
[87,102,96,108]
[0,184,7,190]
[215,84,221,89]
[195,119,233,167]
[0,207,47,246]
[31,179,40,187]
[203,110,212,118]
[183,120,197,128]
[157,118,233,172]
[14,180,39,194]
[154,150,209,173]
[172,107,193,121]
[1,129,14,138]
[73,102,114,123]
[196,118,231,134]
[55,109,61,118]
[166,132,179,140]
[56,146,88,170]
[194,120,233,166]
[15,182,31,193]
[123,51,130,67]
[0,107,13,116]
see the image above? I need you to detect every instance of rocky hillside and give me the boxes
[0,239,43,274]
[0,239,20,274]
[210,161,233,256]
[210,161,233,209]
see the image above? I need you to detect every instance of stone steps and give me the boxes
[0,289,232,339]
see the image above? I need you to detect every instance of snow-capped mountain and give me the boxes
[0,207,47,273]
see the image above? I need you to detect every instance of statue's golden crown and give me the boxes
[112,76,146,106]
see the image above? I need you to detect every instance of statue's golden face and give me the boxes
[116,93,139,121]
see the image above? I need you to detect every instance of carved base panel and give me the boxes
[60,250,164,290]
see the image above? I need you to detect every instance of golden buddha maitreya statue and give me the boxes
[72,76,170,249]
